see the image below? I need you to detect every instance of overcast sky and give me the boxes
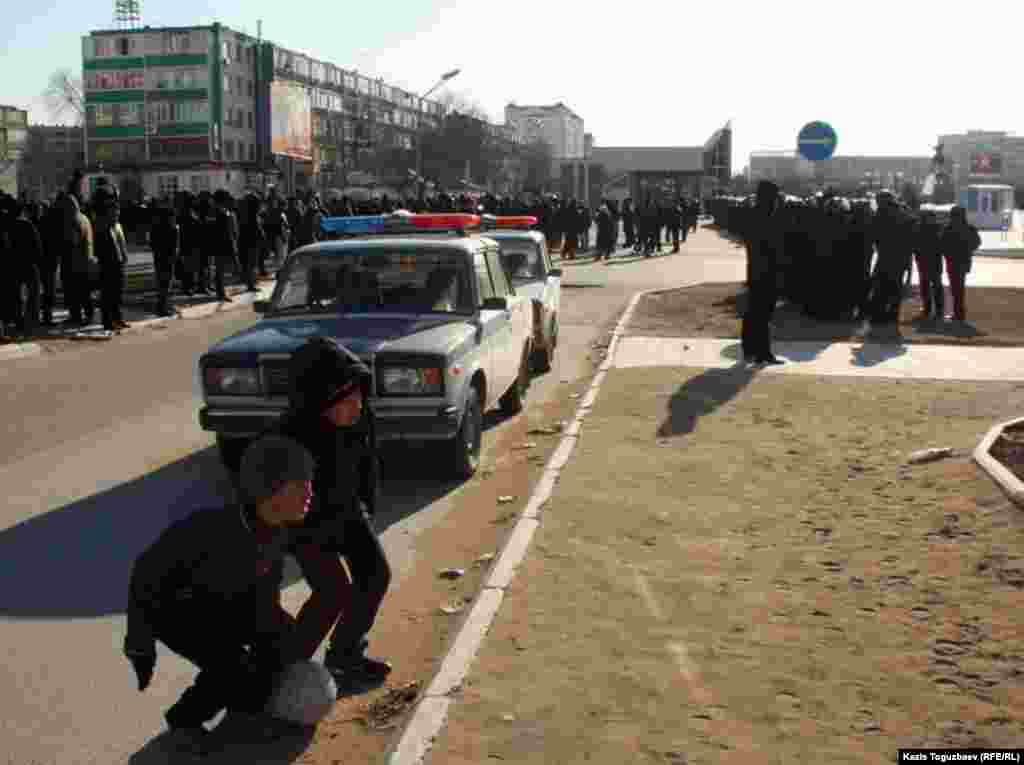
[4,0,1021,173]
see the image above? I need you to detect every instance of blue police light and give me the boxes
[320,215,389,235]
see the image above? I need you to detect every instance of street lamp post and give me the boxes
[414,68,460,200]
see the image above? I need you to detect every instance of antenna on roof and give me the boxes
[114,0,142,29]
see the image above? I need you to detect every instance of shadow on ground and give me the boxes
[128,712,315,765]
[0,437,467,618]
[656,359,758,439]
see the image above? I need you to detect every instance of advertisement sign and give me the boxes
[970,152,1002,176]
[271,80,312,161]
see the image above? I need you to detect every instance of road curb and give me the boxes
[972,416,1024,508]
[381,287,656,765]
[0,342,43,362]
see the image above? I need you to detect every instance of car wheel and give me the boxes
[217,435,251,476]
[452,387,482,480]
[500,346,530,416]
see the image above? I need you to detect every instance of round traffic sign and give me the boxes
[797,121,838,162]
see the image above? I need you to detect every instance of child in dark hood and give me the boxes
[271,336,393,686]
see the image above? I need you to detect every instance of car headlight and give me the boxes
[378,367,442,396]
[204,367,261,395]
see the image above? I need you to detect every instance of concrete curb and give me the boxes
[972,416,1024,508]
[0,342,43,362]
[381,287,656,765]
[0,283,275,364]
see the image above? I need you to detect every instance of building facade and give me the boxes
[936,131,1024,193]
[505,102,585,162]
[81,23,449,199]
[17,125,85,200]
[748,151,932,191]
[0,105,29,196]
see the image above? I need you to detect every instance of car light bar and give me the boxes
[480,215,538,230]
[320,215,389,235]
[320,212,481,236]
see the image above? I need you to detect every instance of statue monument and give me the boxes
[927,142,956,204]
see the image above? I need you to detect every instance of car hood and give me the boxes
[202,314,476,365]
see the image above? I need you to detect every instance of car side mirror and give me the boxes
[253,300,270,313]
[549,268,562,277]
[481,296,508,311]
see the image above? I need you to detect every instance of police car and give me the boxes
[479,216,561,373]
[197,212,534,479]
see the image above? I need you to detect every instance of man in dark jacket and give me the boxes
[913,210,945,319]
[149,202,180,317]
[124,436,346,737]
[741,181,784,365]
[92,185,130,332]
[1,197,42,337]
[271,337,392,687]
[940,206,982,322]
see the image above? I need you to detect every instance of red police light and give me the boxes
[403,213,481,230]
[482,215,538,229]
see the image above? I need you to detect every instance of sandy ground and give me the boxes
[427,367,1024,764]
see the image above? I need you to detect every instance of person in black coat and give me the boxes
[913,210,945,319]
[270,337,393,687]
[741,181,785,365]
[124,436,345,738]
[940,206,982,322]
[149,202,180,317]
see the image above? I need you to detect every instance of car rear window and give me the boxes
[497,242,544,282]
[273,250,474,314]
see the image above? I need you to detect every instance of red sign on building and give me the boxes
[970,152,1002,176]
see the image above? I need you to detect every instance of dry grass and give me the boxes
[430,369,1024,764]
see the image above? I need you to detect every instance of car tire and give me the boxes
[500,346,530,416]
[452,387,482,480]
[532,318,557,373]
[217,435,251,476]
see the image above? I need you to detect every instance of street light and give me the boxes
[415,68,461,198]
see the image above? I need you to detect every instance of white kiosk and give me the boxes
[959,184,1015,230]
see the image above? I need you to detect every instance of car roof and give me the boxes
[291,235,495,258]
[478,230,545,244]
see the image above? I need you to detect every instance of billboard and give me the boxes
[271,80,312,161]
[970,151,1002,176]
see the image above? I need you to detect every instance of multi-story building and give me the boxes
[17,125,85,200]
[936,130,1024,193]
[80,22,450,200]
[748,151,932,191]
[0,105,29,196]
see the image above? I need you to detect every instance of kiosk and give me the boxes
[959,184,1015,230]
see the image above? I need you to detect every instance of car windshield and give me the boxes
[497,242,545,283]
[272,250,475,314]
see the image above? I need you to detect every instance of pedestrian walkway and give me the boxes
[613,335,1024,381]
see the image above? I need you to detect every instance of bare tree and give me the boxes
[43,68,85,125]
[434,91,492,123]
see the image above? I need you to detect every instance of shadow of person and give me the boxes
[128,713,315,765]
[0,446,233,620]
[928,319,983,339]
[656,360,759,439]
[850,321,908,367]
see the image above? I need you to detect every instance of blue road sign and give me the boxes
[797,121,838,162]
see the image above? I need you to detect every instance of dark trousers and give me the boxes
[154,253,176,313]
[175,251,195,294]
[312,508,391,655]
[154,606,282,728]
[741,280,777,360]
[869,270,903,323]
[99,260,124,329]
[4,264,40,334]
[61,257,94,323]
[945,256,968,320]
[914,254,944,316]
[39,260,57,323]
[212,256,228,299]
[669,227,680,251]
[239,246,258,290]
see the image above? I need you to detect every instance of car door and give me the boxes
[473,253,501,411]
[485,247,526,392]
[540,239,560,343]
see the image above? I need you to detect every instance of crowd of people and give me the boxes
[1,177,709,341]
[709,181,983,364]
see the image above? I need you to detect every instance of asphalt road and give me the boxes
[0,228,748,765]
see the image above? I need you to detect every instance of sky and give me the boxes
[3,0,1022,175]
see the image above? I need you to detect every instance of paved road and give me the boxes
[4,228,1015,764]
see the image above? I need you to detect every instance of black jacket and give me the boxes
[125,504,345,664]
[270,337,380,525]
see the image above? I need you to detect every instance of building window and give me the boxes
[247,80,254,97]
[165,32,191,53]
[190,174,211,193]
[235,76,243,95]
[249,143,255,162]
[223,73,230,94]
[247,111,253,129]
[117,37,132,56]
[225,140,235,160]
[222,41,232,64]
